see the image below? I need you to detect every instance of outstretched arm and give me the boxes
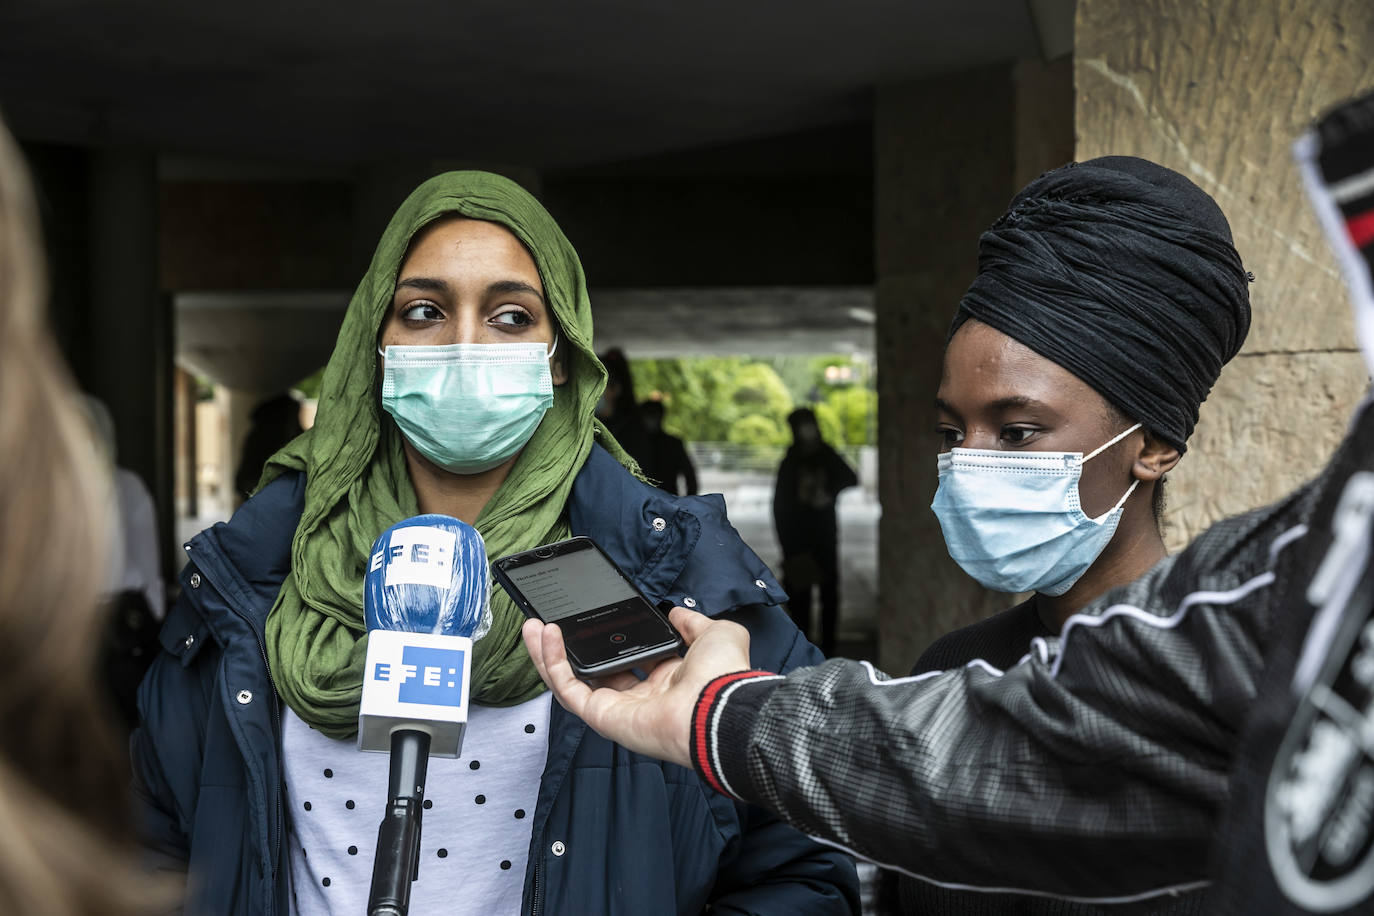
[523,494,1305,901]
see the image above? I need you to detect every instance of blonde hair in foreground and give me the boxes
[0,118,166,914]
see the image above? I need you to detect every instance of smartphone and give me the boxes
[492,536,684,678]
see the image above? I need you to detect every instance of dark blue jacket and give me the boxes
[133,446,859,915]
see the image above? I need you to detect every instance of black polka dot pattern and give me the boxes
[284,699,551,902]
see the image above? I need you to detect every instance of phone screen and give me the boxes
[503,548,639,623]
[496,541,679,672]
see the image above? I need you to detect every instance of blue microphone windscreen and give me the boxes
[364,515,488,637]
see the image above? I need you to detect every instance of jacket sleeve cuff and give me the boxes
[690,670,785,799]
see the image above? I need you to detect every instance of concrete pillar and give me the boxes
[1015,57,1075,190]
[88,151,159,476]
[874,59,1078,672]
[874,66,1019,673]
[1075,0,1374,548]
[22,144,92,380]
[87,150,175,567]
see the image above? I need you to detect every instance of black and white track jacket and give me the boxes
[690,405,1374,911]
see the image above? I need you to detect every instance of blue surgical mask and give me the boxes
[931,423,1142,596]
[379,339,557,475]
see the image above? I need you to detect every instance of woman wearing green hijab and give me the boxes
[132,172,860,916]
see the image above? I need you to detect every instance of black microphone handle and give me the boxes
[368,729,432,916]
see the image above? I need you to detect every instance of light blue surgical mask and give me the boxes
[931,423,1142,596]
[379,339,557,475]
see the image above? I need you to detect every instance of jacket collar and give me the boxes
[163,472,307,657]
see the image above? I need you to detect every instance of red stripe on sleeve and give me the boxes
[691,670,775,796]
[1348,209,1374,249]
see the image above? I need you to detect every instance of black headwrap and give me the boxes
[951,155,1251,452]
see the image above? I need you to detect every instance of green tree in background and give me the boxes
[816,385,877,446]
[630,354,875,447]
[631,357,794,445]
[727,414,788,447]
[812,401,846,447]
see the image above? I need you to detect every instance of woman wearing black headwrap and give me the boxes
[898,156,1251,915]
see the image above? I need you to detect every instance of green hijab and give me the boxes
[261,171,635,739]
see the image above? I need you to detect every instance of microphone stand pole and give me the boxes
[367,730,431,916]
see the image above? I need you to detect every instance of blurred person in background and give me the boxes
[595,346,651,466]
[0,113,163,915]
[773,406,856,656]
[234,392,304,504]
[638,398,698,496]
[80,395,165,731]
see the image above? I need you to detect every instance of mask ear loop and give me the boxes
[546,334,559,359]
[1082,422,1143,462]
[1082,422,1144,518]
[1108,478,1141,513]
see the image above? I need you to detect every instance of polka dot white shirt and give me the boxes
[283,692,552,915]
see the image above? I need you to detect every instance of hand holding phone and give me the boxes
[521,606,754,770]
[492,537,684,678]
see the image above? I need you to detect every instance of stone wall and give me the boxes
[875,65,1028,673]
[1076,0,1374,549]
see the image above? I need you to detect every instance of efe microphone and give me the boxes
[359,515,488,916]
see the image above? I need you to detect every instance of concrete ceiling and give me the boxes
[175,286,875,391]
[1,0,1044,170]
[176,292,347,393]
[590,287,875,358]
[18,1,1061,389]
